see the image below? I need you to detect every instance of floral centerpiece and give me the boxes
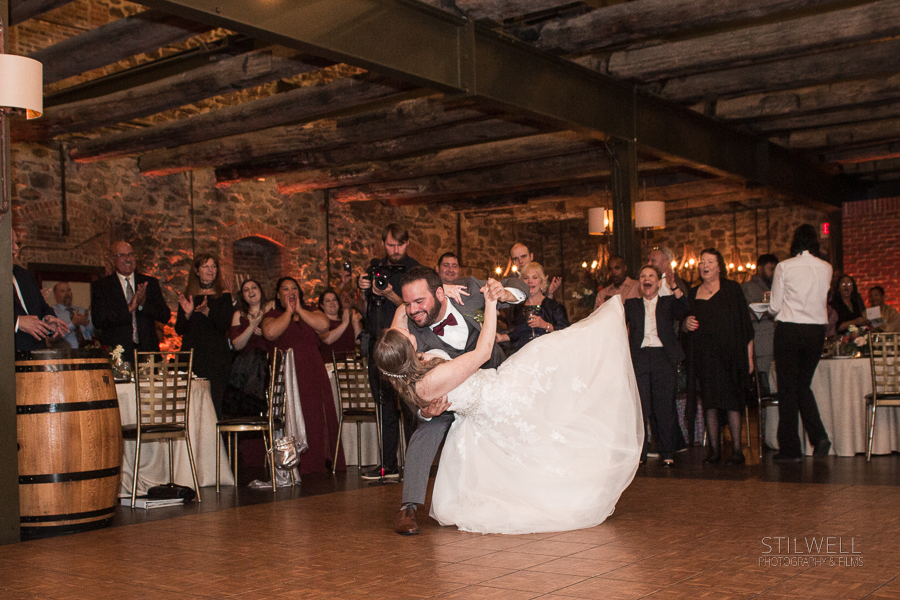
[109,344,133,381]
[831,325,869,357]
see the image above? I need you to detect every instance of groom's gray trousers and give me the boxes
[401,411,455,505]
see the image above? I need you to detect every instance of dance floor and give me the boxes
[2,450,900,599]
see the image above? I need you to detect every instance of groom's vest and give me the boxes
[416,312,507,369]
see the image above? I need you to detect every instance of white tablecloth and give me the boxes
[766,358,900,456]
[117,379,234,497]
[326,363,380,466]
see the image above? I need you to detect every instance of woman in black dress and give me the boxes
[829,274,868,333]
[496,262,569,352]
[683,249,754,464]
[176,253,234,420]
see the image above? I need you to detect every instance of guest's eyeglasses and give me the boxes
[115,252,136,259]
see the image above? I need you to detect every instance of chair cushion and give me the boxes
[122,423,185,437]
[217,416,268,426]
[342,408,377,418]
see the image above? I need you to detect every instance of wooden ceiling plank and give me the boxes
[9,0,71,25]
[11,49,323,143]
[661,38,900,103]
[30,9,213,85]
[218,118,544,186]
[607,0,900,81]
[711,72,900,121]
[787,117,900,149]
[139,97,500,176]
[329,153,672,204]
[749,101,900,134]
[539,0,852,55]
[823,141,900,164]
[274,131,600,194]
[70,76,411,163]
[842,157,900,175]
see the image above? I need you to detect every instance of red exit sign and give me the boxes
[822,223,830,236]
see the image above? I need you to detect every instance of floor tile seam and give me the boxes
[862,573,900,598]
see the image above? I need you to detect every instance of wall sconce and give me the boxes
[588,207,613,235]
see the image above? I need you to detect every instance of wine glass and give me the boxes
[523,305,542,339]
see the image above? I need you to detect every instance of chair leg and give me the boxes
[183,432,202,502]
[867,403,877,461]
[230,433,238,485]
[265,431,276,493]
[216,426,221,493]
[398,417,406,471]
[131,435,143,508]
[332,417,345,475]
[355,421,362,470]
[167,439,175,484]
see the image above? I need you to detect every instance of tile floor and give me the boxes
[2,450,900,599]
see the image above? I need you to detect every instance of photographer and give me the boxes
[358,223,421,480]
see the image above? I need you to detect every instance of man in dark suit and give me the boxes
[624,265,689,466]
[12,230,67,352]
[91,241,171,361]
[394,266,526,535]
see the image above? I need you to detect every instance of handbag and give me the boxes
[270,436,301,470]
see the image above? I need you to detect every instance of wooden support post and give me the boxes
[0,0,22,545]
[607,140,641,277]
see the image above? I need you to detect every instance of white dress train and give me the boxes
[429,296,643,534]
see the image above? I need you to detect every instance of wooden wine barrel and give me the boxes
[15,348,122,540]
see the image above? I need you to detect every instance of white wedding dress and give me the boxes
[428,297,643,534]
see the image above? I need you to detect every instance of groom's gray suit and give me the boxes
[402,276,526,506]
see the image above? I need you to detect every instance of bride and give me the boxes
[374,282,643,535]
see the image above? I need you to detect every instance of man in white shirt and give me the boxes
[768,225,833,462]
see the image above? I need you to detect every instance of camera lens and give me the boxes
[374,274,390,291]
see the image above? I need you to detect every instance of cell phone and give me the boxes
[342,261,352,273]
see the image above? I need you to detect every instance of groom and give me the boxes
[395,266,526,534]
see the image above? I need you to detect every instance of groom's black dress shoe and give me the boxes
[395,505,420,535]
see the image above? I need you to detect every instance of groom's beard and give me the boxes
[409,299,442,328]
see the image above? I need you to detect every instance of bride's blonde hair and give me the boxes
[374,329,446,409]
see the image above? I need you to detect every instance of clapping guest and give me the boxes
[176,254,234,420]
[51,281,94,349]
[318,289,362,363]
[683,249,754,464]
[12,230,68,352]
[625,265,688,466]
[263,277,344,474]
[768,225,833,462]
[496,262,569,352]
[830,274,868,332]
[223,279,273,417]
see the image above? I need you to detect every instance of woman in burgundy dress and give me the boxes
[263,277,345,474]
[317,289,362,364]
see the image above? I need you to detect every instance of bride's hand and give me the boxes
[481,278,503,305]
[443,284,470,305]
[421,396,451,419]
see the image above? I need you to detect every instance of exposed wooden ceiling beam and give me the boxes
[842,157,900,175]
[786,117,900,149]
[660,38,900,103]
[329,153,673,204]
[70,75,412,163]
[539,0,852,55]
[139,97,504,176]
[823,141,900,164]
[139,0,847,205]
[12,49,323,143]
[275,131,601,194]
[30,9,213,85]
[749,101,900,134]
[709,72,900,122]
[217,117,544,186]
[607,0,900,81]
[9,0,71,25]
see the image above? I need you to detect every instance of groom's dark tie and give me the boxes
[432,313,458,337]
